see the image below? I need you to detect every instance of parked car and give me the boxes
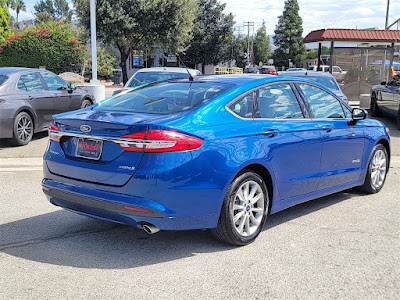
[278,70,348,103]
[370,74,400,129]
[307,65,347,82]
[260,65,276,75]
[0,67,94,145]
[245,66,259,74]
[112,67,202,95]
[286,68,306,71]
[43,74,390,245]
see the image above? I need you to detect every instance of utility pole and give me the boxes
[385,0,390,29]
[243,21,254,67]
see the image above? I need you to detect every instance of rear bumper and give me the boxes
[42,173,224,231]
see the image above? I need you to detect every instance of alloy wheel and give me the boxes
[231,180,264,237]
[370,149,387,189]
[16,115,33,143]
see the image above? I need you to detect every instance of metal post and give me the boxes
[90,0,98,84]
[385,0,390,29]
[329,41,334,74]
[317,43,322,71]
[388,42,395,80]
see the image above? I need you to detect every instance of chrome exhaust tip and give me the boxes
[142,223,160,234]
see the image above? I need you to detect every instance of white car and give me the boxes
[307,65,347,82]
[113,67,202,95]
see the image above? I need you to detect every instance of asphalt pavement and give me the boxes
[0,114,399,299]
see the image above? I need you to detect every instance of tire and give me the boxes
[211,170,269,246]
[81,99,92,109]
[12,112,34,146]
[360,144,388,194]
[370,93,380,117]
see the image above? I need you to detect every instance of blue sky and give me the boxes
[10,0,400,36]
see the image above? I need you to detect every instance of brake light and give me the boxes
[119,129,203,152]
[49,122,61,142]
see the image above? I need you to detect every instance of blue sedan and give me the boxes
[42,75,390,245]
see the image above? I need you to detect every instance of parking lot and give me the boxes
[1,115,399,299]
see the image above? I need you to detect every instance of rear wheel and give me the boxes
[12,112,33,146]
[81,99,92,109]
[360,144,388,194]
[211,171,268,246]
[370,93,380,117]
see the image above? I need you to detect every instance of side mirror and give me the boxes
[380,81,386,85]
[352,108,367,121]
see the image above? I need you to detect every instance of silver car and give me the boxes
[0,68,94,145]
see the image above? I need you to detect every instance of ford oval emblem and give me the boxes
[80,125,91,133]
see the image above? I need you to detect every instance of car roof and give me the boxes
[135,67,201,75]
[278,70,335,78]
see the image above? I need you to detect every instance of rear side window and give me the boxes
[254,83,304,119]
[98,81,234,114]
[228,92,254,118]
[297,83,345,119]
[18,73,45,92]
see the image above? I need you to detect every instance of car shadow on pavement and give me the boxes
[0,131,48,148]
[0,188,364,269]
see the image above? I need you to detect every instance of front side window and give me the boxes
[18,73,45,92]
[254,83,304,119]
[297,83,345,119]
[41,72,69,91]
[98,81,234,115]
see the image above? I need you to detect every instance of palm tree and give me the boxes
[5,0,15,7]
[11,0,26,28]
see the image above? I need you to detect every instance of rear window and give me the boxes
[129,72,189,87]
[0,75,8,86]
[303,76,339,91]
[98,81,234,114]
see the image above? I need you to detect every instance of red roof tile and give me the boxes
[304,29,400,43]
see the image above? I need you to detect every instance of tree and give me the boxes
[34,0,73,23]
[0,0,12,43]
[253,21,270,66]
[273,0,305,67]
[182,0,234,73]
[74,0,196,84]
[0,22,86,73]
[11,0,25,27]
[85,47,117,80]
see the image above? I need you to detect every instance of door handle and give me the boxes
[322,125,333,132]
[262,129,279,138]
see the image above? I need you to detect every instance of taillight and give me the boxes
[49,122,61,142]
[119,129,203,152]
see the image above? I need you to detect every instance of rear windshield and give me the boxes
[129,72,190,87]
[289,75,339,91]
[0,75,8,86]
[98,81,234,114]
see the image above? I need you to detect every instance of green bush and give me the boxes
[85,47,117,80]
[0,22,86,74]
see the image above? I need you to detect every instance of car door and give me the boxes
[17,72,55,130]
[252,82,322,200]
[296,83,366,190]
[40,72,78,113]
[378,81,395,113]
[386,77,400,116]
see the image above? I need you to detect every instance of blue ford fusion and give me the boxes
[42,75,390,245]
